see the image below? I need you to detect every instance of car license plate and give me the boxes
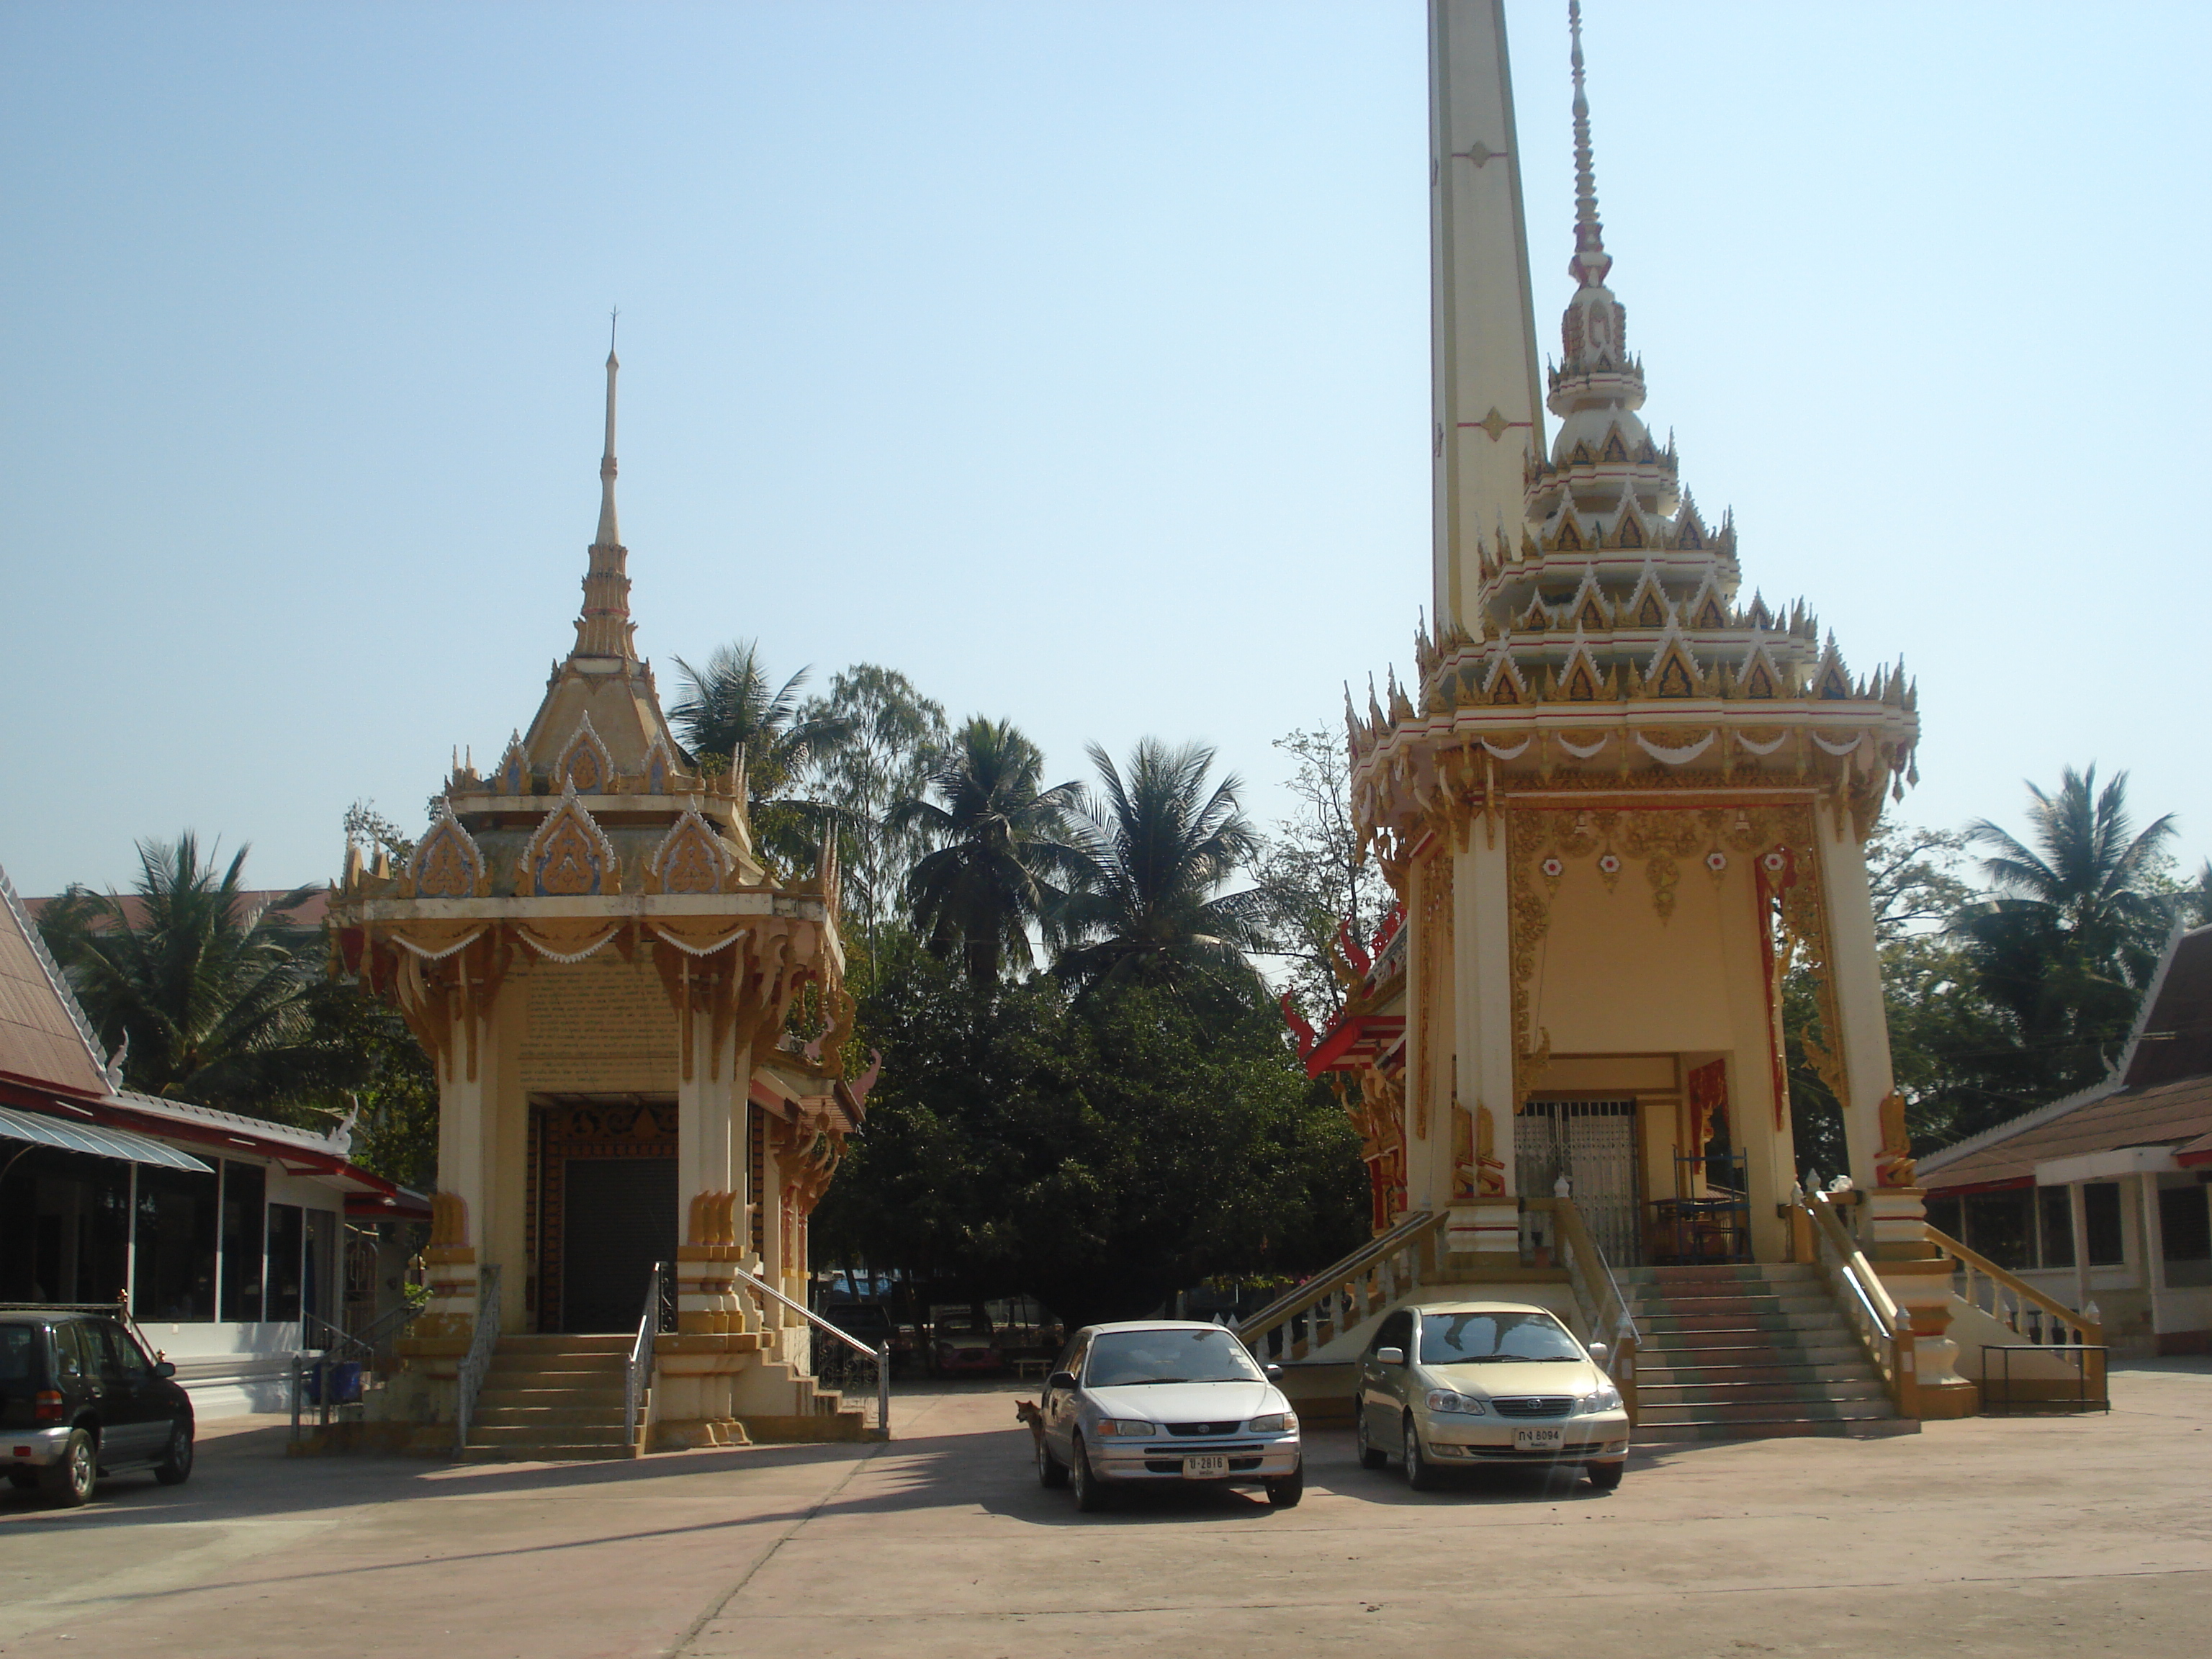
[1182,1455,1230,1478]
[1514,1427,1563,1452]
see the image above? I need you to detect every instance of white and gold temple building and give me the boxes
[1249,3,2089,1434]
[328,347,873,1452]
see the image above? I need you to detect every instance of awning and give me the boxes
[0,1102,213,1173]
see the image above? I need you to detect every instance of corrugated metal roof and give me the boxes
[0,863,111,1100]
[0,1101,212,1172]
[1923,1074,2212,1193]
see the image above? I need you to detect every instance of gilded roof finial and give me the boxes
[596,308,621,549]
[1567,1,1611,289]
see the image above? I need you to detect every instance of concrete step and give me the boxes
[1636,1359,1884,1388]
[1630,1292,1838,1317]
[1637,1378,1891,1407]
[485,1362,626,1382]
[1637,1337,1866,1365]
[477,1385,628,1408]
[497,1334,634,1354]
[1635,1309,1853,1336]
[472,1404,632,1427]
[1637,1395,1897,1426]
[1636,1417,1920,1444]
[465,1422,634,1446]
[1625,1265,1820,1287]
[457,1442,637,1462]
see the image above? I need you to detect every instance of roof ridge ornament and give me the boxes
[573,317,638,661]
[1567,1,1611,290]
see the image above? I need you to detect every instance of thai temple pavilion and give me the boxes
[326,346,873,1453]
[1246,3,2103,1437]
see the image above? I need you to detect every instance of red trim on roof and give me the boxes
[1304,1014,1406,1079]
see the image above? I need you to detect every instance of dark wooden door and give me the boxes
[559,1157,678,1332]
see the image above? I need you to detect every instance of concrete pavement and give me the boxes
[3,1364,2207,1658]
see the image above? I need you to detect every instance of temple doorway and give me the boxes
[529,1098,679,1332]
[1518,1098,1642,1266]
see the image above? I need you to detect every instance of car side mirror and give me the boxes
[1375,1346,1406,1367]
[153,1360,177,1379]
[1586,1342,1608,1363]
[1047,1370,1077,1392]
[1264,1363,1284,1383]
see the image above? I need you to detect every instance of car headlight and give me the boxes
[1247,1413,1298,1434]
[1575,1382,1624,1414]
[1423,1389,1486,1415]
[1094,1419,1160,1437]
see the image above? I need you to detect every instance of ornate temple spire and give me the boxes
[574,318,636,660]
[1566,0,1611,289]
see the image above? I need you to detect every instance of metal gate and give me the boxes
[1516,1099,1641,1267]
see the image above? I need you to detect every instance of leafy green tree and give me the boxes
[37,835,362,1119]
[810,938,1366,1324]
[890,718,1085,989]
[669,640,853,872]
[1251,726,1388,1022]
[800,665,949,950]
[1053,739,1269,1012]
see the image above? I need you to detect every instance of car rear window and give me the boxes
[1419,1311,1583,1364]
[1084,1328,1261,1388]
[0,1325,40,1390]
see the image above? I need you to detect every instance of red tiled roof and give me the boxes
[23,888,330,932]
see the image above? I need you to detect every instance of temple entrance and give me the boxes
[529,1098,678,1332]
[1518,1098,1641,1266]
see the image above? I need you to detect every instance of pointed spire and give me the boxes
[1567,1,1611,289]
[573,313,637,660]
[595,312,621,547]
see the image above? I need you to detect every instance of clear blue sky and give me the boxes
[4,1,2206,898]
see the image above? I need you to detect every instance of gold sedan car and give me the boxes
[1354,1300,1629,1491]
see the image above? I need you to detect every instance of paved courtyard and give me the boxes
[3,1364,2207,1659]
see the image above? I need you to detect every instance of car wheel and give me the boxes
[38,1429,96,1508]
[1035,1430,1068,1490]
[1354,1403,1387,1470]
[1071,1435,1110,1513]
[1402,1416,1438,1493]
[154,1421,195,1486]
[1586,1459,1624,1492]
[1265,1462,1304,1509]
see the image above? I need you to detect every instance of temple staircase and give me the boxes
[459,1334,642,1462]
[1627,1264,1915,1442]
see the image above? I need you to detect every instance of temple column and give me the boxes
[1812,804,1893,1190]
[1447,816,1518,1261]
[674,1003,747,1336]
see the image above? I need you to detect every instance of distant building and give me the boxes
[0,861,426,1417]
[1920,925,2212,1354]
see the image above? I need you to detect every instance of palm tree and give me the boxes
[889,718,1086,989]
[37,834,357,1117]
[1955,765,2179,1091]
[1052,738,1268,1009]
[669,639,853,873]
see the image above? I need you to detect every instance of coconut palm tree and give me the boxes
[37,835,358,1117]
[669,639,853,873]
[1052,739,1268,1010]
[1955,765,2180,1090]
[889,718,1086,989]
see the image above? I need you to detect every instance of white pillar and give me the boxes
[2141,1173,2168,1341]
[1446,821,1519,1259]
[1812,804,1895,1190]
[2069,1181,2091,1316]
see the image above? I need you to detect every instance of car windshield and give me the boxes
[1085,1328,1262,1388]
[1419,1311,1584,1364]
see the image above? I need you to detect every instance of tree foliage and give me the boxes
[1250,727,1388,1022]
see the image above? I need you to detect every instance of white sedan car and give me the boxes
[1038,1321,1303,1511]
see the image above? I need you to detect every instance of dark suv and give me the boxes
[1,1309,195,1506]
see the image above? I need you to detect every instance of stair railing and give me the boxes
[624,1261,667,1455]
[1547,1194,1640,1425]
[1233,1208,1449,1365]
[729,1262,891,1437]
[452,1264,502,1457]
[1924,1224,2105,1403]
[1796,1190,1917,1420]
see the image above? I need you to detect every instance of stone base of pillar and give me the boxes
[651,1417,751,1450]
[1447,1202,1519,1262]
[1865,1190,1972,1412]
[415,1245,479,1340]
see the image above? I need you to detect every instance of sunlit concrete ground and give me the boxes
[3,1362,2206,1658]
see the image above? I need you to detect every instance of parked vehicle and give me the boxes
[0,1308,196,1507]
[818,1301,897,1381]
[1037,1321,1303,1511]
[1354,1300,1627,1491]
[928,1305,1003,1375]
[987,1295,1064,1368]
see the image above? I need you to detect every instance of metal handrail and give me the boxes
[1550,1194,1640,1424]
[301,1310,371,1359]
[624,1262,663,1453]
[1925,1223,2105,1405]
[1798,1190,1917,1419]
[451,1264,502,1457]
[1231,1208,1447,1357]
[729,1263,891,1437]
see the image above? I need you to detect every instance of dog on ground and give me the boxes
[1015,1398,1046,1453]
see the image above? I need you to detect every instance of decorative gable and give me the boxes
[492,731,528,796]
[647,811,731,894]
[1644,628,1704,699]
[1558,634,1606,702]
[554,714,613,794]
[1624,564,1669,629]
[1482,651,1528,706]
[642,732,678,794]
[519,785,619,896]
[1567,569,1609,631]
[408,809,485,899]
[1737,637,1784,700]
